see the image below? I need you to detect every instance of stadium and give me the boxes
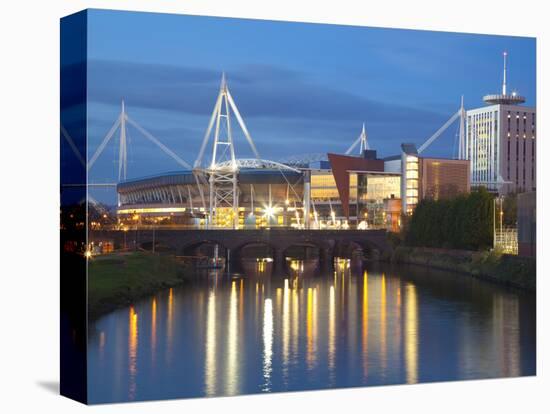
[111,75,469,230]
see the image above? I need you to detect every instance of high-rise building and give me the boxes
[466,52,536,194]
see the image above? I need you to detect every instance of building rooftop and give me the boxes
[401,143,418,155]
[117,168,303,193]
[383,154,401,161]
[483,52,526,106]
[483,93,526,105]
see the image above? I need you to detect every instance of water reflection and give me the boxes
[404,283,418,384]
[282,279,290,386]
[362,271,369,378]
[380,273,387,375]
[306,287,318,371]
[99,331,106,364]
[262,298,273,391]
[292,278,300,375]
[151,298,157,366]
[225,281,239,395]
[328,285,336,384]
[166,288,174,365]
[128,306,138,400]
[241,257,274,277]
[204,290,217,396]
[88,262,536,403]
[494,295,521,377]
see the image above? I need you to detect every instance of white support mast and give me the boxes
[118,100,128,182]
[345,122,370,155]
[125,116,191,169]
[210,73,238,228]
[458,95,466,160]
[87,115,122,170]
[60,124,86,168]
[418,105,462,155]
[195,73,261,228]
[417,97,467,159]
[360,123,369,153]
[88,101,191,178]
[187,185,194,214]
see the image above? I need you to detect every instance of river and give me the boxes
[87,258,536,403]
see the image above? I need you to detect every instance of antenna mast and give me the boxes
[502,51,508,95]
[483,51,525,105]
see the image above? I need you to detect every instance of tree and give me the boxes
[405,188,494,251]
[502,192,518,226]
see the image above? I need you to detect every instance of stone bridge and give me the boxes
[89,228,390,271]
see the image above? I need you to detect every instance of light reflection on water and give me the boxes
[225,281,239,395]
[262,298,273,391]
[204,290,216,396]
[361,271,368,379]
[151,298,157,367]
[405,283,418,384]
[128,306,138,400]
[87,260,536,403]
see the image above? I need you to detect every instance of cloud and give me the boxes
[85,60,457,178]
[87,60,448,125]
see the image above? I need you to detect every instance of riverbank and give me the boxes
[88,251,193,320]
[391,246,536,291]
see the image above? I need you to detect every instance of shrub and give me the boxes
[406,188,494,251]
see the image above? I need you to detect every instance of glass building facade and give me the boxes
[356,172,401,228]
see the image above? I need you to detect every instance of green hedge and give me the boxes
[406,188,494,251]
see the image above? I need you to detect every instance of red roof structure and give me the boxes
[327,153,384,218]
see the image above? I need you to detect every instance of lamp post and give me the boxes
[493,198,497,249]
[152,226,156,254]
[494,196,504,250]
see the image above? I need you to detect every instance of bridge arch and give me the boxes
[333,238,384,260]
[282,242,322,259]
[234,241,277,260]
[180,240,228,257]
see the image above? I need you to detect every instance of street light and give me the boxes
[263,205,276,218]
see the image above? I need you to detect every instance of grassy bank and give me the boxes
[88,252,192,320]
[391,246,536,291]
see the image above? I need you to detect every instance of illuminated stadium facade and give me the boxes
[112,74,471,230]
[117,168,305,229]
[116,165,405,230]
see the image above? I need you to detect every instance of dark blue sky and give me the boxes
[85,9,535,194]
